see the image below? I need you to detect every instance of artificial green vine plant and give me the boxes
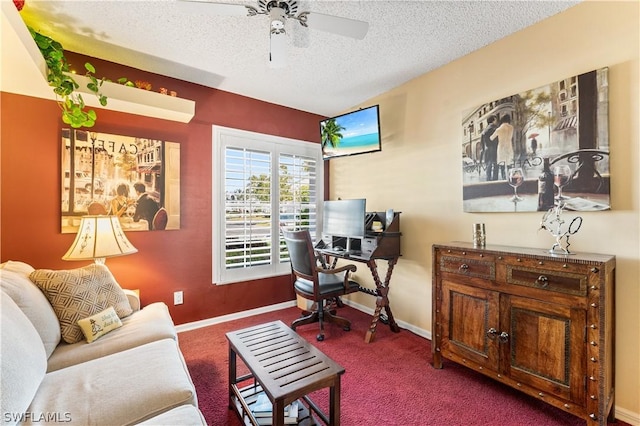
[29,28,107,128]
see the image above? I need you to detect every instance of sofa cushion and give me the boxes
[0,292,48,426]
[136,404,206,425]
[77,306,123,343]
[27,338,197,426]
[29,264,133,344]
[1,260,36,275]
[47,302,177,372]
[0,268,61,358]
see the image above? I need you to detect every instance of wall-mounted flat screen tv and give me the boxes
[320,105,381,160]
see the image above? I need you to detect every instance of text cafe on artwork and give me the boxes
[61,129,180,233]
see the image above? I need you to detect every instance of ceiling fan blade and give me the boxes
[303,12,369,40]
[292,22,310,48]
[269,31,287,68]
[177,0,251,16]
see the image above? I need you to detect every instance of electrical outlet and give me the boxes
[173,291,183,305]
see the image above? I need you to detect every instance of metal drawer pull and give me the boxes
[459,263,469,271]
[535,275,549,287]
[498,332,509,343]
[486,328,498,339]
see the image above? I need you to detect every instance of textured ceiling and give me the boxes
[19,0,579,117]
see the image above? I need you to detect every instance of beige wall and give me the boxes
[334,1,639,420]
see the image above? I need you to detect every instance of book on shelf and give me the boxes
[253,400,299,418]
[251,393,299,424]
[255,416,298,425]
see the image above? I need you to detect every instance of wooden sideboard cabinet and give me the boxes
[432,242,616,425]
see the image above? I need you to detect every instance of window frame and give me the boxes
[212,125,323,285]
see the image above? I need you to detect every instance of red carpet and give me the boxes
[178,306,618,426]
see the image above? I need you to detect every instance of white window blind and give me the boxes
[278,153,319,263]
[212,126,323,284]
[224,147,272,270]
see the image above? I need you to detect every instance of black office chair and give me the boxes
[281,227,360,341]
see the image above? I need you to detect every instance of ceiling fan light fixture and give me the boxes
[269,7,287,34]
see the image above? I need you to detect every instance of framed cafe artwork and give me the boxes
[61,129,180,233]
[461,67,610,213]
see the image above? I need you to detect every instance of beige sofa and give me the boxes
[0,261,206,425]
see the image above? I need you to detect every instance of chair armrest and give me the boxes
[317,264,357,275]
[122,289,141,312]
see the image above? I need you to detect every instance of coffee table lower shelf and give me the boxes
[231,383,317,426]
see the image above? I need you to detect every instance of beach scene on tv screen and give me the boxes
[321,106,380,158]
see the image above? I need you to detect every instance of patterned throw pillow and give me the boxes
[29,264,133,344]
[77,306,123,343]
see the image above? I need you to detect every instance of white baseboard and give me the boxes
[175,298,433,340]
[340,298,432,340]
[615,406,640,426]
[175,300,296,333]
[175,300,638,424]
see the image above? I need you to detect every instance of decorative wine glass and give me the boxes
[553,165,572,200]
[125,204,136,218]
[507,167,524,202]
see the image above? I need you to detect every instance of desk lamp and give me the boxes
[63,216,138,264]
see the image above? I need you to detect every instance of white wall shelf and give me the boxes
[1,1,195,123]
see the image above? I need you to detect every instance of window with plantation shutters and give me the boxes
[212,126,323,284]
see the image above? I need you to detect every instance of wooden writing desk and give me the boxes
[316,211,402,343]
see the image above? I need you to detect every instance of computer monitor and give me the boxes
[322,199,366,252]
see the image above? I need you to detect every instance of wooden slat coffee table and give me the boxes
[227,320,345,426]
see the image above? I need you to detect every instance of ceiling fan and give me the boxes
[178,0,369,68]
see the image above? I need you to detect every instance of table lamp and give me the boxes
[63,216,138,264]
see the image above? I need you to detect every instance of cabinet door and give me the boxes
[441,279,499,370]
[501,295,586,404]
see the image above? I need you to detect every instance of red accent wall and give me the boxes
[1,54,326,325]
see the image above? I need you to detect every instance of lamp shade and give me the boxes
[63,216,138,262]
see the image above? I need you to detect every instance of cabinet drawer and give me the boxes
[505,265,587,297]
[439,255,495,280]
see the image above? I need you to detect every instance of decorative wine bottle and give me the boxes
[537,157,555,211]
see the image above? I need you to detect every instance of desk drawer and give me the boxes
[439,255,495,280]
[361,238,377,255]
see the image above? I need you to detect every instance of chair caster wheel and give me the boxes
[316,334,325,341]
[343,326,350,331]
